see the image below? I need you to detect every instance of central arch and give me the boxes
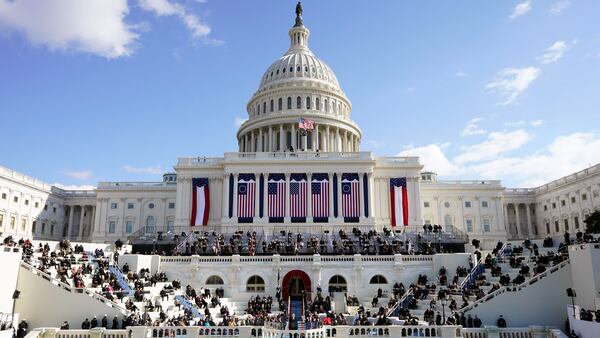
[281,270,312,301]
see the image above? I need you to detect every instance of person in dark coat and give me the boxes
[497,315,507,328]
[101,315,108,328]
[90,316,98,328]
[112,316,119,329]
[60,321,69,330]
[81,318,91,329]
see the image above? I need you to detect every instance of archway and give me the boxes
[281,270,312,301]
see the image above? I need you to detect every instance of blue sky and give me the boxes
[0,0,599,188]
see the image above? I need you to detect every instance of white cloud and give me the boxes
[124,165,163,175]
[467,132,600,187]
[510,1,532,19]
[398,144,459,176]
[550,0,571,15]
[456,71,469,78]
[485,67,541,105]
[537,40,568,64]
[454,129,532,164]
[367,140,382,148]
[530,119,545,126]
[233,116,247,127]
[53,183,96,191]
[462,118,486,136]
[0,0,138,58]
[63,169,93,180]
[503,120,526,127]
[138,0,211,39]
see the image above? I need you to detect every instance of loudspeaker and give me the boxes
[566,288,576,297]
[12,290,20,299]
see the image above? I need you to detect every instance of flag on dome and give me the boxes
[268,174,286,222]
[390,177,409,226]
[311,173,329,222]
[237,174,256,222]
[290,174,307,221]
[190,178,210,226]
[342,173,360,222]
[298,117,314,130]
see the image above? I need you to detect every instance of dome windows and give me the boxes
[324,99,328,112]
[297,66,301,72]
[296,96,301,109]
[287,97,292,109]
[262,102,266,114]
[306,97,311,109]
[270,100,274,112]
[316,98,320,111]
[278,98,282,111]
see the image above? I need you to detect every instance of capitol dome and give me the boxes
[237,3,361,153]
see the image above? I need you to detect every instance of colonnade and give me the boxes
[238,123,359,153]
[221,172,373,223]
[64,204,95,240]
[503,203,536,239]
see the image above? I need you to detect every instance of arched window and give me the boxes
[324,99,328,112]
[297,66,301,72]
[328,275,347,292]
[287,97,292,109]
[206,275,224,285]
[278,98,283,111]
[316,98,320,110]
[297,96,301,109]
[246,275,265,292]
[369,275,387,284]
[306,97,311,109]
[262,102,266,114]
[146,216,156,234]
[270,100,274,112]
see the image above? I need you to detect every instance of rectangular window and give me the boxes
[50,224,55,236]
[581,194,587,201]
[0,214,3,227]
[552,203,556,209]
[466,219,473,232]
[574,216,580,229]
[555,221,559,232]
[167,220,174,232]
[571,197,576,204]
[544,205,548,211]
[13,196,18,203]
[482,201,489,208]
[1,193,6,199]
[546,222,550,234]
[44,204,48,211]
[127,203,134,209]
[125,221,133,234]
[21,219,26,231]
[53,207,57,213]
[423,202,430,208]
[32,221,37,233]
[169,202,175,209]
[10,217,16,229]
[25,199,29,206]
[109,221,116,233]
[111,203,118,209]
[34,202,39,208]
[42,222,46,234]
[564,219,569,231]
[483,218,491,232]
[465,201,472,208]
[561,200,566,206]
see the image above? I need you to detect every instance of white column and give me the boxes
[89,206,96,239]
[526,204,533,238]
[335,128,340,152]
[222,174,229,219]
[232,174,238,219]
[67,206,74,237]
[328,173,334,219]
[250,131,255,152]
[279,124,284,151]
[325,126,330,152]
[268,126,273,152]
[284,173,291,223]
[358,173,364,219]
[138,198,144,232]
[78,206,85,239]
[258,128,263,152]
[458,196,465,232]
[292,124,297,150]
[503,204,509,235]
[314,125,319,151]
[307,173,313,222]
[515,204,521,237]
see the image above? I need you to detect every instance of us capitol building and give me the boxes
[1,5,598,248]
[1,4,600,338]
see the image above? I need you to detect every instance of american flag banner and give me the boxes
[311,173,329,222]
[298,117,314,130]
[342,173,360,222]
[290,173,307,222]
[237,174,256,222]
[190,178,210,226]
[390,177,409,226]
[268,174,286,223]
